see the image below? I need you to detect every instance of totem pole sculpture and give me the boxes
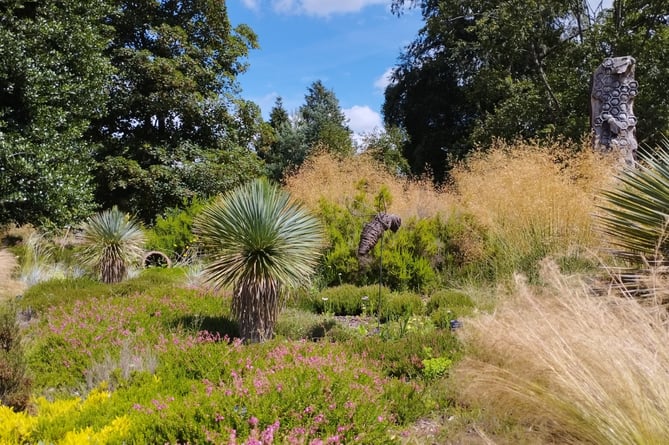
[591,56,639,167]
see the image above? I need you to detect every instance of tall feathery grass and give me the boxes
[0,249,25,300]
[451,139,619,277]
[455,259,669,444]
[284,151,456,219]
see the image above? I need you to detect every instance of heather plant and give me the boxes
[77,207,146,284]
[455,260,669,444]
[195,178,325,342]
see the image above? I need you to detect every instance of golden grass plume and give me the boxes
[450,139,619,253]
[284,151,457,220]
[455,259,669,444]
[0,249,25,300]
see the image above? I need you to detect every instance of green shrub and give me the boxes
[146,197,208,261]
[0,302,31,410]
[379,291,425,323]
[298,284,390,316]
[275,308,337,340]
[352,330,461,379]
[422,356,453,380]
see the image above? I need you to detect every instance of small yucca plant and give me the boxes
[78,207,146,284]
[195,178,324,343]
[598,139,669,266]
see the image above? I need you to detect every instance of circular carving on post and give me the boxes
[143,250,172,268]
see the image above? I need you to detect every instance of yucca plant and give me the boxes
[598,139,669,266]
[194,178,324,343]
[78,207,146,284]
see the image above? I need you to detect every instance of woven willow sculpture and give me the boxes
[357,212,402,262]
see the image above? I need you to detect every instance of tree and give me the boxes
[0,0,113,226]
[300,81,353,157]
[78,206,146,284]
[358,126,411,176]
[386,0,669,181]
[260,97,309,181]
[89,0,264,222]
[194,178,324,343]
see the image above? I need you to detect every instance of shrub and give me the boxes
[145,197,208,261]
[379,291,425,323]
[275,308,337,340]
[352,330,461,379]
[0,302,31,411]
[300,284,391,316]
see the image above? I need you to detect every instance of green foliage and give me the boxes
[78,207,146,284]
[300,81,353,157]
[317,196,489,291]
[274,308,338,340]
[261,82,353,181]
[0,0,113,226]
[379,292,425,323]
[195,179,324,342]
[386,0,669,180]
[90,1,264,221]
[352,330,461,379]
[146,198,208,260]
[359,127,411,176]
[422,356,453,380]
[598,142,669,265]
[0,301,31,410]
[301,284,390,316]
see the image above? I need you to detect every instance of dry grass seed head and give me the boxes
[455,259,669,444]
[284,151,457,220]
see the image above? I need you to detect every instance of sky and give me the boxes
[226,0,423,137]
[227,0,614,139]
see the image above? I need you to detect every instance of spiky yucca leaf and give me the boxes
[194,178,324,342]
[78,207,146,284]
[598,139,669,265]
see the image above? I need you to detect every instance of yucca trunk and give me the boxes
[233,277,281,342]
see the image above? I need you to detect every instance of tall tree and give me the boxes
[90,0,263,222]
[0,0,113,226]
[260,97,308,181]
[300,80,353,157]
[386,0,669,181]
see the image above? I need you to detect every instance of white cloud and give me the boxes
[374,67,395,91]
[343,105,383,137]
[241,0,260,10]
[270,0,387,16]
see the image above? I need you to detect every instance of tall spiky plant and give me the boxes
[194,178,324,343]
[78,207,146,284]
[598,139,669,266]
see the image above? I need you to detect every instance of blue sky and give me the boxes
[227,0,613,138]
[227,0,424,137]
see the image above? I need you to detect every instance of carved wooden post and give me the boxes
[591,56,639,167]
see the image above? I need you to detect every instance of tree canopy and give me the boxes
[386,0,669,181]
[0,0,113,226]
[90,0,264,222]
[260,82,353,182]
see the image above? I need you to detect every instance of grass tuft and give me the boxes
[455,259,669,444]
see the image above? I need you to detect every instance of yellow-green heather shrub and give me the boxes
[0,386,130,444]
